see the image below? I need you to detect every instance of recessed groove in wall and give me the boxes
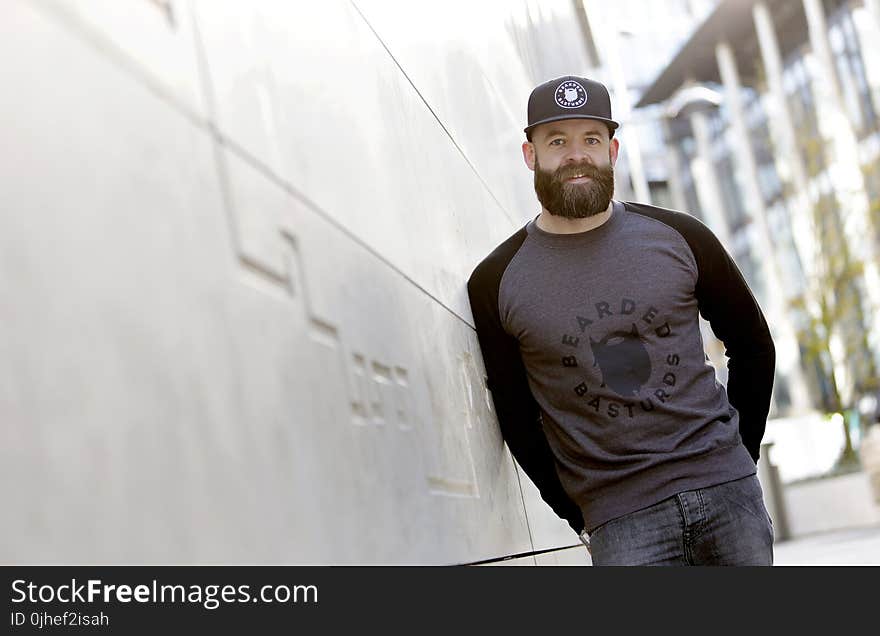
[235,255,295,303]
[238,254,290,291]
[428,477,477,498]
[309,319,340,349]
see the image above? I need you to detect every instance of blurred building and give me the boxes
[633,0,880,417]
[582,0,720,205]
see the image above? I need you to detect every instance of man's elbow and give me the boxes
[753,316,776,356]
[760,329,776,357]
[765,326,776,364]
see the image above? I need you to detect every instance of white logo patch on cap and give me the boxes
[555,81,587,108]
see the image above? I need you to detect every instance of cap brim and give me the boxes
[524,114,620,135]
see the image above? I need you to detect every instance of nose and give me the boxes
[563,140,594,164]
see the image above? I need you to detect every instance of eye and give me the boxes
[587,138,600,145]
[549,138,564,146]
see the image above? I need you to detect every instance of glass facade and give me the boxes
[775,3,877,409]
[828,4,878,139]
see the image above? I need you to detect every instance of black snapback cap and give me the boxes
[524,76,620,138]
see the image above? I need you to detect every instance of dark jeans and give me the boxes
[587,474,774,566]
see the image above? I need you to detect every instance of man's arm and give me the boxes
[686,220,775,462]
[467,258,584,534]
[624,202,776,463]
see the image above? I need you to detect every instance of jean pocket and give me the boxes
[717,475,770,521]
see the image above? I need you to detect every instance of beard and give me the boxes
[533,155,615,219]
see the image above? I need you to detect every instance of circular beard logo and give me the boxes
[590,324,652,397]
[560,298,684,421]
[555,81,587,108]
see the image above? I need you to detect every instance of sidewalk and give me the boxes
[521,523,880,565]
[772,524,880,565]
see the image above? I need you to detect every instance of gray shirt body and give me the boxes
[468,201,774,533]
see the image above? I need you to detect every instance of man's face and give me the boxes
[522,119,619,219]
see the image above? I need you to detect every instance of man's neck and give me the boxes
[535,200,615,234]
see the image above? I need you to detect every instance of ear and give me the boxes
[522,141,536,171]
[609,137,620,166]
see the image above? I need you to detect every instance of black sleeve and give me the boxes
[692,225,775,462]
[625,203,776,463]
[467,232,585,534]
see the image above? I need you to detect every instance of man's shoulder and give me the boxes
[622,201,709,235]
[467,224,530,291]
[622,200,722,255]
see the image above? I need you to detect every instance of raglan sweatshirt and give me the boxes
[466,201,776,534]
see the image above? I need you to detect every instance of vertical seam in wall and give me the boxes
[511,451,539,560]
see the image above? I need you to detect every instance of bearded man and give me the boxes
[466,76,776,566]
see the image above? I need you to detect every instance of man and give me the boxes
[467,76,776,566]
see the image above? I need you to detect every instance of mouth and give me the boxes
[564,174,592,184]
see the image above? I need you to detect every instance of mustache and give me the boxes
[554,161,606,182]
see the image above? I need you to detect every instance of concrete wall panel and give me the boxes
[2,0,596,563]
[2,1,228,562]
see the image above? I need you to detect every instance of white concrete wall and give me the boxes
[0,0,595,564]
[781,472,880,537]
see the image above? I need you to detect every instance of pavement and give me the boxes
[507,523,880,566]
[772,524,880,565]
